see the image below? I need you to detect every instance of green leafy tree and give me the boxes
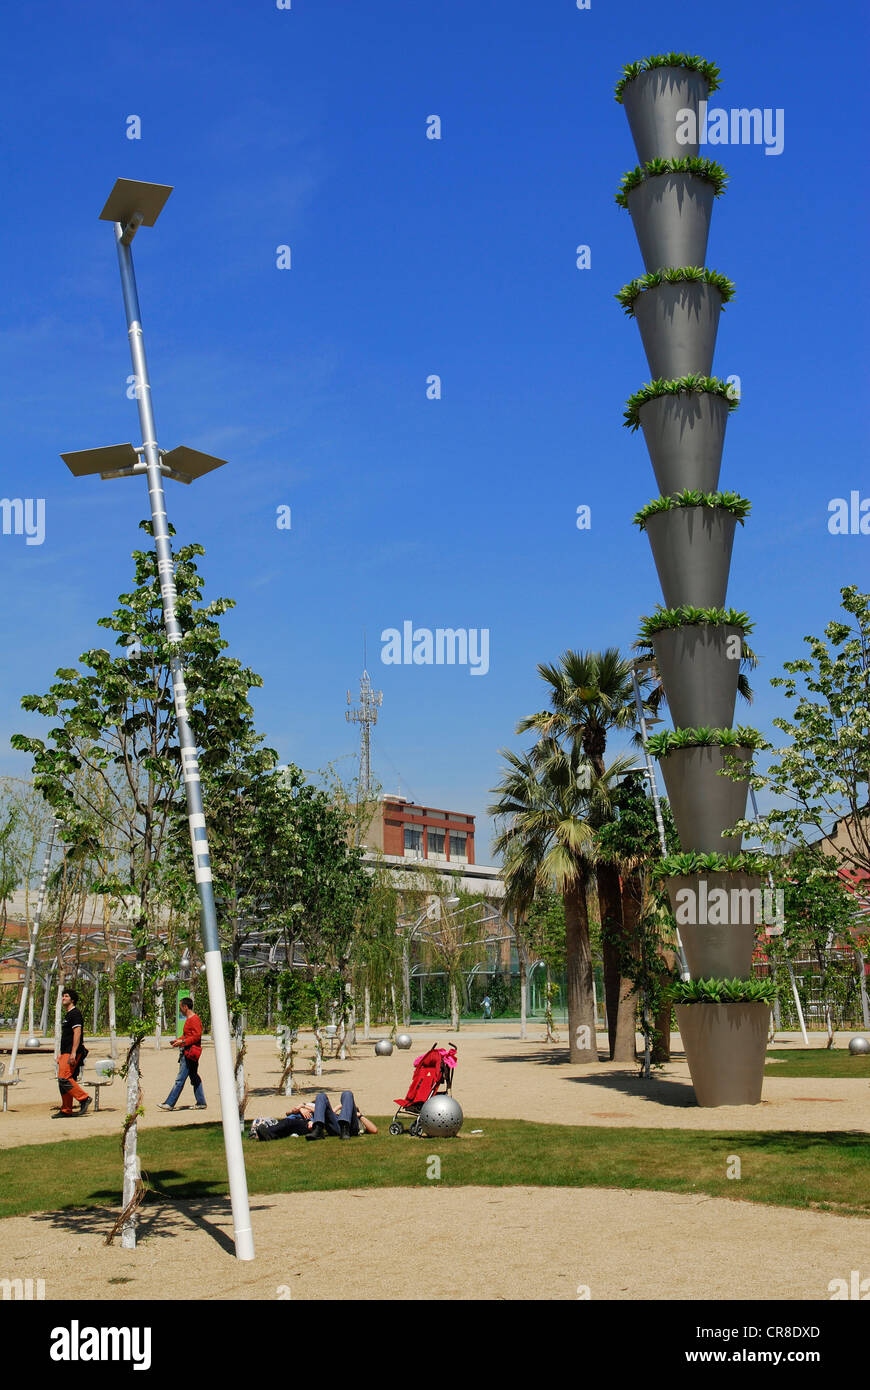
[770,847,864,1045]
[517,649,647,1061]
[523,886,566,1040]
[12,522,265,1247]
[735,585,870,877]
[491,739,632,1062]
[597,772,681,1066]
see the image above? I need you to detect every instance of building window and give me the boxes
[428,829,445,856]
[449,831,467,857]
[404,826,423,855]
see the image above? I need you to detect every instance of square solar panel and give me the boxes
[61,443,139,477]
[99,179,173,227]
[161,446,227,481]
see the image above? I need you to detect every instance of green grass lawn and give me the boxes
[765,1049,870,1079]
[1,1120,868,1221]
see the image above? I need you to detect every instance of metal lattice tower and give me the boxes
[346,663,382,805]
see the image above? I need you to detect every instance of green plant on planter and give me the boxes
[671,976,778,1005]
[637,605,753,639]
[624,376,738,432]
[645,726,765,759]
[633,489,751,528]
[616,267,736,316]
[654,851,773,877]
[614,53,722,103]
[615,158,729,209]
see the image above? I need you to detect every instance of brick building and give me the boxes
[364,796,476,866]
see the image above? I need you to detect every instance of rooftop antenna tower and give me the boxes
[346,638,383,826]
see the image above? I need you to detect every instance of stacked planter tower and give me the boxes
[616,55,770,1106]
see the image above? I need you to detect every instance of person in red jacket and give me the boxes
[158,998,206,1110]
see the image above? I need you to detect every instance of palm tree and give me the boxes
[517,649,644,1062]
[490,739,634,1062]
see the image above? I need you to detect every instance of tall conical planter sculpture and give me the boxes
[617,53,769,1106]
[634,280,725,380]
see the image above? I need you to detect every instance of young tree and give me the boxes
[12,522,263,1248]
[735,585,870,876]
[770,847,864,1046]
[522,885,567,1041]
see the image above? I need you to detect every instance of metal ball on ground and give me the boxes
[374,1039,393,1056]
[419,1093,463,1137]
[395,1033,412,1049]
[848,1036,870,1055]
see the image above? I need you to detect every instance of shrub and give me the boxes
[654,851,772,877]
[645,725,765,758]
[615,52,722,103]
[624,375,738,431]
[633,489,750,528]
[671,976,778,1005]
[616,267,735,316]
[616,157,728,209]
[637,605,753,639]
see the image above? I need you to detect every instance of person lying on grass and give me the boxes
[250,1090,378,1142]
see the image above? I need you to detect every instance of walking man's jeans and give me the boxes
[57,1053,89,1114]
[164,1053,206,1107]
[313,1090,359,1135]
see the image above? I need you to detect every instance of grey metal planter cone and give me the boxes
[675,1003,770,1106]
[651,623,742,728]
[633,281,724,380]
[666,873,764,977]
[627,174,714,274]
[644,507,736,609]
[622,66,710,165]
[658,744,751,853]
[638,390,730,496]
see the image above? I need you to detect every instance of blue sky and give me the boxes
[1,0,867,860]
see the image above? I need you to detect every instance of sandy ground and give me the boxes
[1,1187,867,1302]
[1,1025,867,1300]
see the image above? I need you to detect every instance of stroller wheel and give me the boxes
[389,1122,404,1135]
[409,1120,422,1137]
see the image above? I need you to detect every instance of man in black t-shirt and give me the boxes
[55,987,91,1118]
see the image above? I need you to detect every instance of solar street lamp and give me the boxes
[61,179,254,1262]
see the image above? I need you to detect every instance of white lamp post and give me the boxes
[61,179,254,1261]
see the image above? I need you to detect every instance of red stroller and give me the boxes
[389,1044,457,1136]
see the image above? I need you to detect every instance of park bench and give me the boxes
[81,1059,116,1111]
[0,1061,21,1112]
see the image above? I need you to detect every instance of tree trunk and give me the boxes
[52,976,63,1058]
[363,982,371,1039]
[450,978,460,1032]
[389,979,398,1040]
[543,964,557,1042]
[108,981,118,1061]
[312,1000,323,1076]
[564,879,597,1062]
[154,980,164,1050]
[612,873,642,1064]
[598,864,635,1061]
[40,967,53,1033]
[121,1040,141,1249]
[652,948,677,1064]
[233,961,246,1115]
[519,954,527,1040]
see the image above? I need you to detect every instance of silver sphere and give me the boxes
[374,1039,393,1056]
[395,1033,412,1050]
[848,1036,870,1055]
[25,1037,41,1049]
[419,1093,463,1137]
